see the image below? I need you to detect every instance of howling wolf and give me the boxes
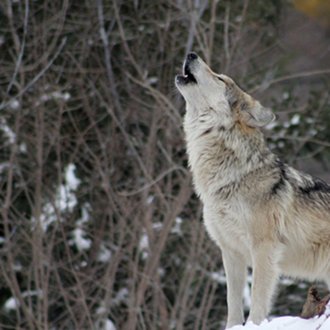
[175,52,330,328]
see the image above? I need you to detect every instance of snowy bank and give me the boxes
[229,302,330,330]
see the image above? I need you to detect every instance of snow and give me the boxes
[112,287,129,305]
[37,91,71,105]
[265,120,278,130]
[58,184,77,211]
[0,162,11,174]
[171,217,183,235]
[229,302,330,330]
[8,99,20,110]
[138,232,149,259]
[139,233,149,250]
[76,204,90,225]
[97,243,112,262]
[290,114,300,125]
[70,228,92,251]
[158,267,165,277]
[209,270,226,284]
[36,203,57,232]
[4,297,19,311]
[4,290,43,311]
[19,143,27,153]
[36,163,81,231]
[152,222,163,230]
[67,203,93,252]
[103,319,116,330]
[94,317,117,330]
[65,163,81,190]
[147,76,158,85]
[57,164,81,211]
[0,118,16,144]
[146,195,154,204]
[282,92,290,100]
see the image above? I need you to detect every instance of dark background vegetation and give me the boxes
[0,0,329,329]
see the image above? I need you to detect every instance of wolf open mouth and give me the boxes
[183,63,197,83]
[176,62,197,85]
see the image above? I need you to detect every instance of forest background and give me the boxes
[0,0,330,329]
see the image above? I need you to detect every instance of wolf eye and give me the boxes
[217,76,225,82]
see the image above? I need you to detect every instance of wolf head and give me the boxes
[175,53,275,130]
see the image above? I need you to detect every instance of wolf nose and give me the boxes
[187,52,198,61]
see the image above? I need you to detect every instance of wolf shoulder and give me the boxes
[267,160,330,213]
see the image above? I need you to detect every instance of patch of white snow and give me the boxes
[229,302,330,330]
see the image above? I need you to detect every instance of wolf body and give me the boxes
[175,52,330,328]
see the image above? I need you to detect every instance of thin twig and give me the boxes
[7,0,29,94]
[0,37,67,111]
[118,166,187,196]
[250,69,330,93]
[223,2,230,69]
[97,0,122,112]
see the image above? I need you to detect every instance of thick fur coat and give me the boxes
[175,52,330,328]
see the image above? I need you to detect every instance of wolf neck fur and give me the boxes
[184,116,274,199]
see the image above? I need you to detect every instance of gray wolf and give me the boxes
[175,52,330,328]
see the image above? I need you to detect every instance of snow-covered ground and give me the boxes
[229,302,330,330]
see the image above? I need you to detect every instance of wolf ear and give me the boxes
[225,78,275,128]
[241,103,275,128]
